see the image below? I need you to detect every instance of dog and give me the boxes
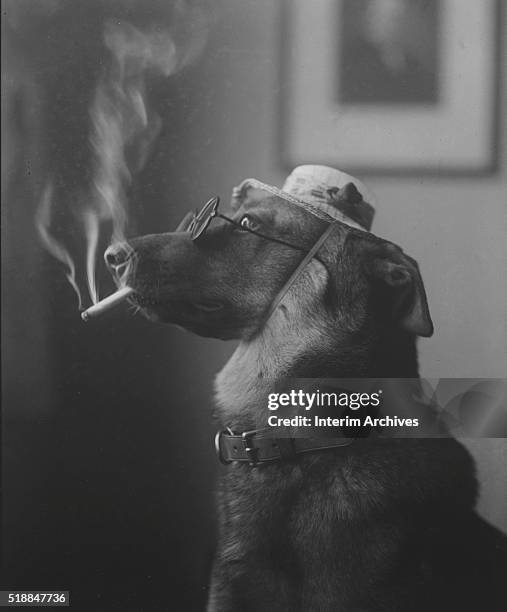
[106,168,507,611]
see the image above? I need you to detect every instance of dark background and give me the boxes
[2,1,506,611]
[2,1,235,610]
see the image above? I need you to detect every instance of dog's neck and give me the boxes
[215,265,420,428]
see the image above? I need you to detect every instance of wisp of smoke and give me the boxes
[36,182,83,310]
[34,2,210,309]
[88,22,180,303]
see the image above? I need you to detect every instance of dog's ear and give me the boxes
[175,211,195,232]
[231,185,244,210]
[367,243,433,337]
[230,182,265,211]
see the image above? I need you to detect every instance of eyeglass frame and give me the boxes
[187,196,307,252]
[182,194,339,330]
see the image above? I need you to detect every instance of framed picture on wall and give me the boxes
[280,0,501,175]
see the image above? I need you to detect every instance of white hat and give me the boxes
[234,165,375,232]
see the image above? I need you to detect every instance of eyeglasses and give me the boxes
[184,196,306,252]
[179,195,337,330]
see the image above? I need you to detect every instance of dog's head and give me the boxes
[105,184,433,342]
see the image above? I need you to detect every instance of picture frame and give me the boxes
[280,0,501,176]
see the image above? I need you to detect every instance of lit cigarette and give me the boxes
[81,287,134,322]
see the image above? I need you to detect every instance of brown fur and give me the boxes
[107,189,507,611]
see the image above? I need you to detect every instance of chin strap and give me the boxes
[215,427,354,467]
[215,224,350,467]
[260,222,337,328]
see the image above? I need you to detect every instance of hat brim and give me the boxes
[232,178,369,232]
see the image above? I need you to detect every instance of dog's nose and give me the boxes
[104,243,131,274]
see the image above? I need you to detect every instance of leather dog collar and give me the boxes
[215,427,354,467]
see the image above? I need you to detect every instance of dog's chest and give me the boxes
[214,338,284,426]
[214,324,328,426]
[213,457,421,612]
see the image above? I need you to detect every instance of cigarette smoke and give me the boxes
[36,182,83,310]
[86,20,182,303]
[10,0,210,308]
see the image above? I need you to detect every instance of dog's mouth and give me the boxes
[132,293,163,308]
[134,292,223,311]
[131,292,234,337]
[129,290,225,324]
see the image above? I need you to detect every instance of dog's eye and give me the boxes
[239,215,259,231]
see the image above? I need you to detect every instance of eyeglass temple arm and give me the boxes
[215,213,307,252]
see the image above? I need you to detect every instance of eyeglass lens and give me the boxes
[189,196,220,240]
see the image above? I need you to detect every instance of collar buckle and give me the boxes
[241,429,260,467]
